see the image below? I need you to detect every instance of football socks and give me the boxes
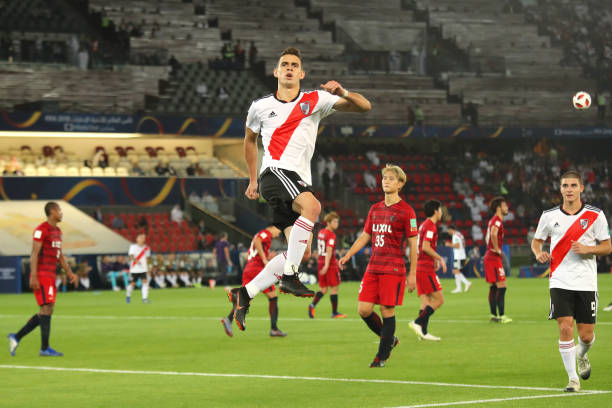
[285,216,314,273]
[559,339,579,381]
[378,316,396,360]
[245,253,285,298]
[39,314,51,351]
[578,335,594,359]
[312,291,324,306]
[488,285,498,316]
[268,296,279,331]
[15,314,40,341]
[415,306,435,334]
[496,287,507,316]
[362,312,383,336]
[330,294,338,314]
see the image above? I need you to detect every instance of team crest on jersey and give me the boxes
[389,215,396,222]
[300,102,310,115]
[580,219,589,229]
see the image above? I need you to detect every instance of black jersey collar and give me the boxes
[560,201,585,216]
[274,90,301,103]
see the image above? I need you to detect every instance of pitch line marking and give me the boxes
[0,365,610,395]
[1,314,611,325]
[388,390,611,408]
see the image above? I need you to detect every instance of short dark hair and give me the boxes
[447,224,457,231]
[560,170,583,185]
[278,47,302,66]
[489,196,506,213]
[424,199,442,217]
[44,201,59,216]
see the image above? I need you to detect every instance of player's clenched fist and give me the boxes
[245,181,259,200]
[320,80,345,96]
[338,255,349,267]
[535,251,552,263]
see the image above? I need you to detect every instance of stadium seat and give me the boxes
[104,167,117,176]
[92,167,104,176]
[116,167,129,176]
[80,167,92,176]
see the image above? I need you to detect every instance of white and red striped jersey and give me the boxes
[128,244,151,274]
[245,90,339,186]
[534,203,610,291]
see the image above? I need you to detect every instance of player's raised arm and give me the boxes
[320,80,371,113]
[339,232,371,266]
[243,126,260,200]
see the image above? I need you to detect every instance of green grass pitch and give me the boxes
[1,274,612,408]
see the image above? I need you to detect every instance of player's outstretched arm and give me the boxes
[321,81,371,113]
[339,232,371,266]
[243,127,259,200]
[531,238,551,263]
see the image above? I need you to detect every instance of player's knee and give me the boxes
[358,304,372,317]
[302,198,321,220]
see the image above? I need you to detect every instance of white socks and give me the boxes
[126,284,134,298]
[167,273,178,286]
[454,274,462,290]
[142,282,149,300]
[179,273,191,286]
[459,273,470,285]
[246,252,286,298]
[578,335,594,358]
[285,216,314,274]
[559,339,578,380]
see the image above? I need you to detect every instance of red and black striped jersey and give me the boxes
[363,200,417,276]
[32,221,62,278]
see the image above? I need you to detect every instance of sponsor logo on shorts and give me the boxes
[297,180,308,187]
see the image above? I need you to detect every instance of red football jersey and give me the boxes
[417,218,438,269]
[317,228,338,270]
[485,215,504,257]
[32,221,62,279]
[245,229,273,270]
[364,200,418,276]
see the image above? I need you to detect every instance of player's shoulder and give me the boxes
[257,230,269,238]
[543,205,561,214]
[584,203,602,213]
[250,92,275,107]
[35,221,49,231]
[397,199,416,213]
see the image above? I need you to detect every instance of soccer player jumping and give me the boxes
[531,170,610,392]
[234,47,371,331]
[8,202,77,357]
[340,165,418,367]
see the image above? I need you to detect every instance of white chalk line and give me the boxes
[388,390,611,408]
[2,314,611,325]
[1,364,610,395]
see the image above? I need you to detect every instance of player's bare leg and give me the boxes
[495,281,511,323]
[576,323,595,381]
[558,316,580,391]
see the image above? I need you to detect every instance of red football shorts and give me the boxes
[484,255,506,283]
[358,272,405,306]
[416,270,442,296]
[34,276,57,306]
[318,265,340,288]
[242,264,275,294]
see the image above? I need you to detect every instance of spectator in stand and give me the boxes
[170,204,183,223]
[151,254,167,289]
[196,81,209,101]
[92,207,103,223]
[235,40,245,69]
[130,159,145,176]
[213,232,233,290]
[111,216,124,229]
[471,223,484,243]
[202,191,219,213]
[108,255,129,291]
[366,150,380,166]
[77,259,92,290]
[596,92,607,120]
[248,41,258,69]
[154,159,176,176]
[217,86,229,101]
[364,170,377,191]
[415,105,426,136]
[165,254,179,288]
